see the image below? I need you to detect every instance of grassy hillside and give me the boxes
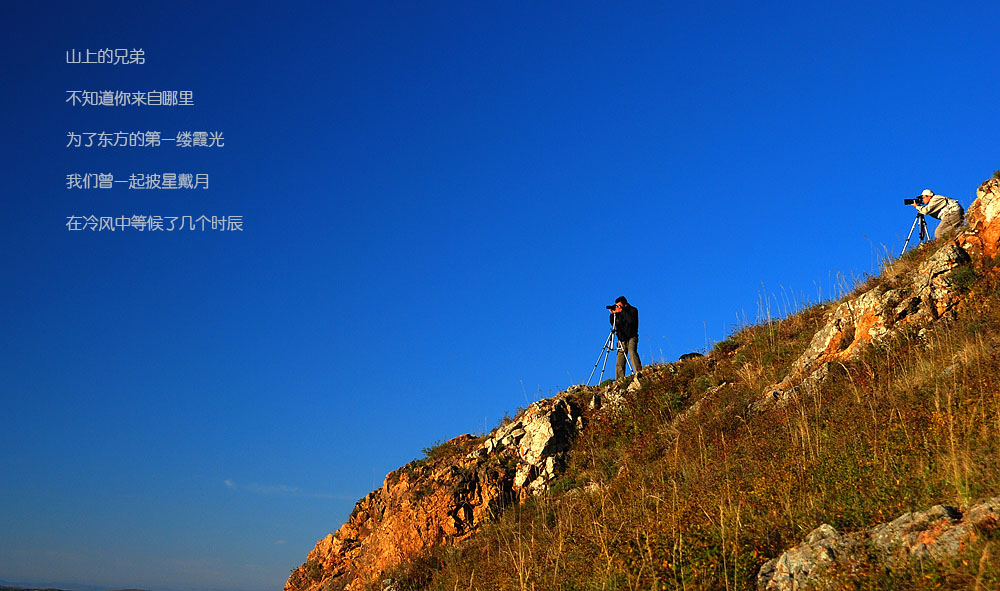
[367,241,1000,590]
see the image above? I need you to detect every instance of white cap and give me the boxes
[921,189,934,197]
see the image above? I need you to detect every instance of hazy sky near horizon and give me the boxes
[3,2,999,590]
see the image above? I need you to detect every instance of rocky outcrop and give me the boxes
[285,394,585,591]
[752,181,1000,412]
[289,176,1000,591]
[752,243,970,411]
[960,177,1000,259]
[472,395,584,498]
[758,496,1000,590]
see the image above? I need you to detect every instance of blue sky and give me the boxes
[2,2,999,590]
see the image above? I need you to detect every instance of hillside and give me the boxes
[287,176,1000,591]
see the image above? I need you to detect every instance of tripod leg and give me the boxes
[613,337,637,378]
[586,349,602,386]
[587,330,616,386]
[620,339,635,375]
[600,334,613,383]
[587,337,606,386]
[901,215,921,256]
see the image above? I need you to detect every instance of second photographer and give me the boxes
[609,296,641,379]
[910,189,965,239]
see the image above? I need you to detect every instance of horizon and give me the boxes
[0,581,152,591]
[4,2,1000,590]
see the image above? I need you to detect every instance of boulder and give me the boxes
[757,524,842,591]
[758,496,1000,590]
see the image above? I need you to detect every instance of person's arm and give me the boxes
[913,198,934,215]
[919,196,948,217]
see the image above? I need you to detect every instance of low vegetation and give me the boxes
[287,558,324,589]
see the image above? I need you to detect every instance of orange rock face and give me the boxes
[285,397,583,591]
[960,177,1000,259]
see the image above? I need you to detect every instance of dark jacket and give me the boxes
[610,305,639,342]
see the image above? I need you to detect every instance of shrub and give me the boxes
[421,439,462,462]
[713,338,740,355]
[951,265,978,293]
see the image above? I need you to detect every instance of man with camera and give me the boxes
[909,189,964,240]
[608,296,641,379]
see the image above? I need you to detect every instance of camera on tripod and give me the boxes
[900,196,931,255]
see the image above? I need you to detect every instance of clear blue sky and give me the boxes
[2,2,998,590]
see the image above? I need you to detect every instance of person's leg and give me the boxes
[616,341,626,379]
[936,211,963,239]
[628,336,642,373]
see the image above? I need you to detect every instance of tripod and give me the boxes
[586,314,634,386]
[900,212,931,256]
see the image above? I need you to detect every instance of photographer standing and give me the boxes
[911,189,964,239]
[609,296,641,379]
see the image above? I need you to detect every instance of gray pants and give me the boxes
[935,208,964,239]
[616,336,642,379]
